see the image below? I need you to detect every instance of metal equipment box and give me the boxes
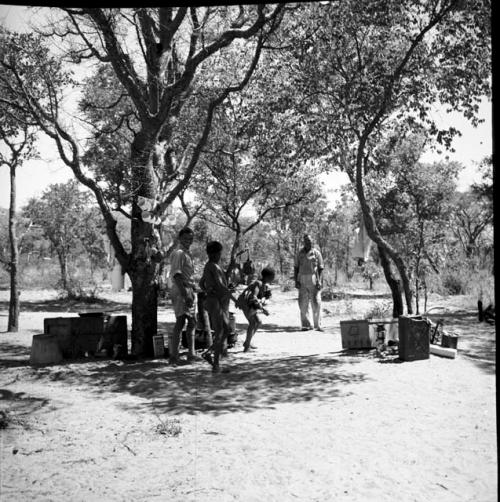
[340,318,398,349]
[398,315,430,361]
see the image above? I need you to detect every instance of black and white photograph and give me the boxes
[0,2,495,501]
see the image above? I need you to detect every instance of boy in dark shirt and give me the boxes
[199,241,237,373]
[237,267,275,352]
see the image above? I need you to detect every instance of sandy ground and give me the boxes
[0,287,496,502]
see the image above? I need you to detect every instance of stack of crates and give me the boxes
[43,314,127,358]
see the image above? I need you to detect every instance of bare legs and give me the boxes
[169,314,195,364]
[243,314,261,352]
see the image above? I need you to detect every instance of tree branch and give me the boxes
[81,9,149,121]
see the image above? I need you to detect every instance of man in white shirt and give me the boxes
[169,227,199,364]
[294,234,324,331]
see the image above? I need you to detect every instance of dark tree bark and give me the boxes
[478,300,483,322]
[377,244,403,318]
[128,130,163,356]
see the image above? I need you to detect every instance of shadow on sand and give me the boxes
[0,388,49,416]
[79,352,367,416]
[0,338,367,417]
[0,308,494,418]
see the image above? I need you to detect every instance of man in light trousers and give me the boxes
[294,234,324,331]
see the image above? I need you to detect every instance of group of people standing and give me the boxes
[167,227,324,373]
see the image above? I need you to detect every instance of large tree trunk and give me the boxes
[130,268,158,356]
[377,244,404,318]
[8,164,19,332]
[392,252,413,314]
[128,131,162,357]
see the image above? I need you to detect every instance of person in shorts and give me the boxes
[169,227,200,364]
[199,241,238,373]
[237,267,275,352]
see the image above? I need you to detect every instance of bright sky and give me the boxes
[0,4,493,210]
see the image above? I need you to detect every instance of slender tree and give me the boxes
[0,98,37,331]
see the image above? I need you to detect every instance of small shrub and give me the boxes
[320,276,347,301]
[324,295,354,316]
[155,416,182,437]
[280,278,294,292]
[0,410,11,429]
[441,270,468,295]
[361,262,381,290]
[364,301,392,320]
[56,278,102,302]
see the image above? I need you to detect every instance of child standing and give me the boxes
[199,241,237,373]
[237,267,275,352]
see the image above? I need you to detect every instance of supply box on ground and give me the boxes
[398,315,430,361]
[43,314,127,359]
[153,334,165,358]
[30,333,63,365]
[340,318,399,349]
[441,333,459,349]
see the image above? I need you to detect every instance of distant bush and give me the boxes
[432,264,494,300]
[321,283,347,301]
[440,270,468,295]
[468,269,495,305]
[19,261,61,289]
